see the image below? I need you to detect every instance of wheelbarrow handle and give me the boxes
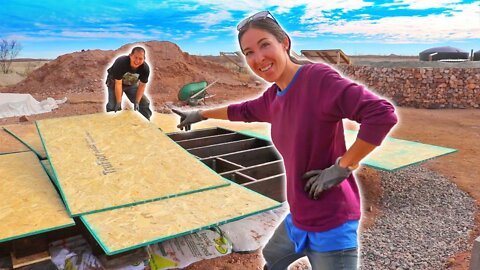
[190,79,219,99]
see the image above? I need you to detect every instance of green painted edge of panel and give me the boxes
[81,181,282,255]
[236,130,270,142]
[3,127,46,159]
[0,152,76,244]
[0,222,75,244]
[71,182,230,217]
[364,149,458,172]
[0,127,30,156]
[0,149,30,156]
[39,160,54,181]
[36,121,232,217]
[344,129,458,171]
[35,121,74,216]
[238,129,458,171]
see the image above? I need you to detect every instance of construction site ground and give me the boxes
[0,43,478,269]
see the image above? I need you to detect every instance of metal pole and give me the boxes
[470,236,480,270]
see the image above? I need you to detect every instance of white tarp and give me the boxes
[0,93,67,118]
[49,205,288,270]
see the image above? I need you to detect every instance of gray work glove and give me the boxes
[134,102,139,111]
[171,108,206,131]
[303,157,352,200]
[114,102,121,113]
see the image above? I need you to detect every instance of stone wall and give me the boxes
[337,65,480,109]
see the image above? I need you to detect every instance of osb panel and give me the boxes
[344,130,456,171]
[152,112,270,135]
[151,113,179,133]
[4,124,46,158]
[82,183,280,254]
[0,152,74,242]
[36,111,228,216]
[0,127,29,155]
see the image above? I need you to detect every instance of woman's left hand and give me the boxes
[303,160,352,200]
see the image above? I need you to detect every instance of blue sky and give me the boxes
[1,0,479,59]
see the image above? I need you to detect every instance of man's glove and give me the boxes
[134,102,139,111]
[114,102,121,113]
[171,108,206,131]
[303,157,352,200]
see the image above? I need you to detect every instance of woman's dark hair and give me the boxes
[237,18,312,65]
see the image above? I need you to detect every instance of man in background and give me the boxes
[105,46,152,120]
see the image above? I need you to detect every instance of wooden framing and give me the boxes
[301,49,352,65]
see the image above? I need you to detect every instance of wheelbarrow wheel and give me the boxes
[188,98,200,106]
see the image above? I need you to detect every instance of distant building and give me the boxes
[474,50,480,61]
[419,46,469,61]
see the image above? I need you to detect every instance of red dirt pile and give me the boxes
[1,41,261,109]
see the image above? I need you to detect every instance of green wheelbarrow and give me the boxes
[178,79,218,106]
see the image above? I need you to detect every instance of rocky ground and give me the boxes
[361,166,475,269]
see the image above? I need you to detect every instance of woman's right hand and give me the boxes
[171,109,206,131]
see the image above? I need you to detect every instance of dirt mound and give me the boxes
[1,41,259,104]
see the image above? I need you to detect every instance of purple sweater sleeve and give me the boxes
[320,67,398,146]
[227,87,274,123]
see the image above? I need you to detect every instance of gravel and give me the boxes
[360,165,476,270]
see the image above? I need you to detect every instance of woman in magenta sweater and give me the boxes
[173,11,398,270]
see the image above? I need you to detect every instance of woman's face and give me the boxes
[240,28,288,83]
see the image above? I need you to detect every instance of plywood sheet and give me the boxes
[4,124,46,159]
[0,152,74,243]
[344,130,457,171]
[81,183,281,255]
[36,111,228,216]
[0,127,29,155]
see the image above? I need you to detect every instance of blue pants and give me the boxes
[263,220,358,270]
[106,84,152,120]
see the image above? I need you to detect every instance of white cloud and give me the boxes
[172,30,193,40]
[4,34,29,41]
[176,4,201,11]
[387,0,464,9]
[290,31,318,38]
[149,29,168,36]
[181,0,372,14]
[61,31,151,39]
[136,1,170,10]
[302,2,480,43]
[187,10,233,28]
[196,36,217,42]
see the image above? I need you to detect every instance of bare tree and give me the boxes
[0,39,22,74]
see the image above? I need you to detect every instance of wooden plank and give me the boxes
[0,152,74,243]
[4,124,46,159]
[10,250,51,269]
[81,183,281,255]
[36,111,228,216]
[12,234,47,258]
[301,49,351,65]
[0,127,29,155]
[470,236,480,270]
